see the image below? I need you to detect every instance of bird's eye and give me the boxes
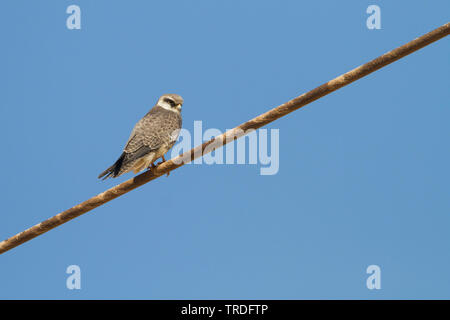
[165,99,175,106]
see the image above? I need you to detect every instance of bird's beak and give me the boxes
[176,104,182,111]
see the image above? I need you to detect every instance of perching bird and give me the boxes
[98,93,183,179]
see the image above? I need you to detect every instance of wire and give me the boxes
[1,22,449,255]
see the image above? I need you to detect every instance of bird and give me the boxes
[98,93,183,180]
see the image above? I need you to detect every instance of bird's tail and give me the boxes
[98,153,125,180]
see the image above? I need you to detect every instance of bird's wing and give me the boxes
[123,113,165,155]
[122,107,181,164]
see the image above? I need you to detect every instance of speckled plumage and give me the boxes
[99,94,183,179]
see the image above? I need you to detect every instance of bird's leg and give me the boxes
[155,155,166,165]
[147,162,156,174]
[156,155,170,177]
[146,157,170,177]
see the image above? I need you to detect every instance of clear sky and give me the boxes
[1,0,449,299]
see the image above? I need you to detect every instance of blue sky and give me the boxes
[1,1,449,299]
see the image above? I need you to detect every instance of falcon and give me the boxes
[98,93,183,179]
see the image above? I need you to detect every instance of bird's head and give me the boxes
[157,94,184,113]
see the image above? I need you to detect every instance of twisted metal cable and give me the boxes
[1,22,449,255]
